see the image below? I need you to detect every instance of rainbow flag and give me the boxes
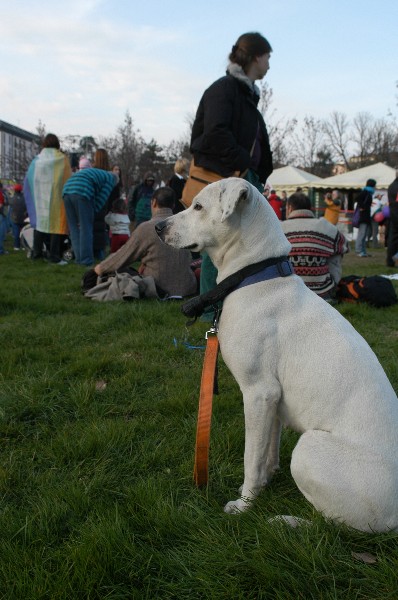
[24,148,71,234]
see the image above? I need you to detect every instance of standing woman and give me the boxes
[190,32,274,309]
[62,156,117,266]
[24,133,72,264]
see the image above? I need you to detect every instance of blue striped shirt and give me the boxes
[62,168,117,212]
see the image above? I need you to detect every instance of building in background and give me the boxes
[0,120,39,183]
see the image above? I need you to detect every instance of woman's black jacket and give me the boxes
[190,74,273,183]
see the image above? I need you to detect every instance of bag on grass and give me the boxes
[336,275,398,307]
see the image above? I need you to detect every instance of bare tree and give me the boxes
[351,112,374,164]
[291,116,326,172]
[99,111,145,193]
[369,116,398,165]
[258,81,297,167]
[322,111,352,169]
[79,136,98,158]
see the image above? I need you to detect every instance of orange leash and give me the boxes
[193,332,219,487]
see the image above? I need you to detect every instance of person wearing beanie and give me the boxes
[355,178,376,258]
[79,157,92,170]
[127,172,156,227]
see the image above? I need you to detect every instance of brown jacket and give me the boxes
[97,208,197,297]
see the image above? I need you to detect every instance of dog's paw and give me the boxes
[224,498,250,514]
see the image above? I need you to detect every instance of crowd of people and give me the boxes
[1,31,397,306]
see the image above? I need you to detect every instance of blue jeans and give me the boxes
[355,223,369,255]
[11,222,23,248]
[63,194,95,265]
[0,214,7,254]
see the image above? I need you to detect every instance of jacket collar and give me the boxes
[287,209,315,219]
[227,63,260,99]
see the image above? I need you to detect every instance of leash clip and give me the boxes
[205,306,220,338]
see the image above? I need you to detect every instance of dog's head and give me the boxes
[156,178,291,274]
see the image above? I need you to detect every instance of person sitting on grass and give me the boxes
[281,192,349,302]
[84,186,197,298]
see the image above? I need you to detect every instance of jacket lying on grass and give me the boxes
[84,272,158,301]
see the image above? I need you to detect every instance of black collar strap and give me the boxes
[182,256,292,320]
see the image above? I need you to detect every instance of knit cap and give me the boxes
[79,157,92,169]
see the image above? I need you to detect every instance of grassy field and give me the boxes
[0,238,398,599]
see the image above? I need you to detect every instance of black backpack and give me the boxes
[337,275,398,307]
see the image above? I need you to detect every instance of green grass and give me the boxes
[0,240,398,599]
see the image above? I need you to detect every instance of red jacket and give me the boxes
[268,193,283,220]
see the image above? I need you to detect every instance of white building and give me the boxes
[0,120,39,183]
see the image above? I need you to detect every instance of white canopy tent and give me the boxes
[311,162,396,190]
[266,165,322,195]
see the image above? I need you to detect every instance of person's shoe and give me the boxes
[359,253,372,257]
[13,247,20,251]
[54,260,68,265]
[0,250,9,255]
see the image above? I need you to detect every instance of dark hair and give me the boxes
[93,148,110,171]
[229,32,272,72]
[153,186,176,209]
[366,178,376,188]
[42,133,60,149]
[287,192,312,211]
[111,198,127,213]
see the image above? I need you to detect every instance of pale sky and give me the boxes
[1,0,397,146]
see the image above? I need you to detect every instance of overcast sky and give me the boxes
[1,0,397,146]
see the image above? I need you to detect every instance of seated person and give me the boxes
[92,186,197,297]
[281,192,349,301]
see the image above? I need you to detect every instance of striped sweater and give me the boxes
[281,209,348,297]
[62,168,117,213]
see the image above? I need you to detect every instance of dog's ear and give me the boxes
[220,180,250,222]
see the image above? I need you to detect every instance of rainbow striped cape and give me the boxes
[24,148,72,234]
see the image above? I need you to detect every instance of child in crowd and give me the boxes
[105,198,130,253]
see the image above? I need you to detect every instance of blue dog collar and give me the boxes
[235,259,293,291]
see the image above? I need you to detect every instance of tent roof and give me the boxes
[311,162,396,189]
[267,165,322,188]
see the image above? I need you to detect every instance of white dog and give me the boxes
[156,178,398,533]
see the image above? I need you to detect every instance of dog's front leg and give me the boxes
[224,387,280,514]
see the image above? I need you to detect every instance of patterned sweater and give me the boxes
[281,209,348,297]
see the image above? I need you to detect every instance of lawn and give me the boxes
[0,239,398,599]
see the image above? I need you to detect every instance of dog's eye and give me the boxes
[193,202,203,211]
